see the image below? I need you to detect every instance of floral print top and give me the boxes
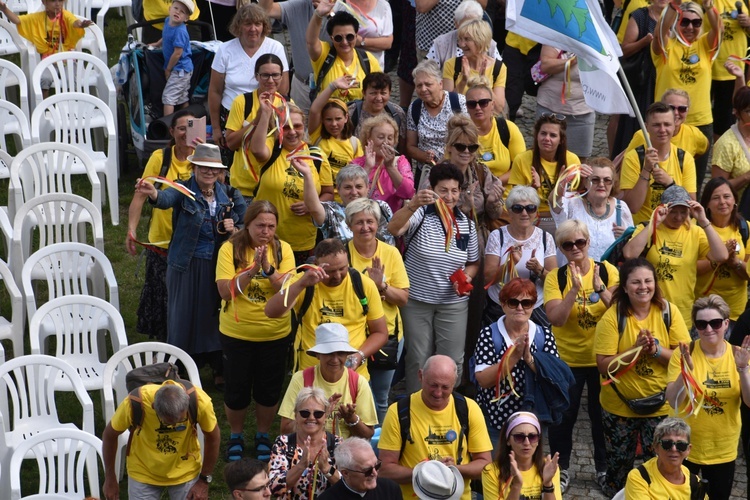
[269,433,342,500]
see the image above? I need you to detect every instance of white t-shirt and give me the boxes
[211,37,290,110]
[334,0,393,67]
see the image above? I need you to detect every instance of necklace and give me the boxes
[201,188,214,198]
[586,199,611,220]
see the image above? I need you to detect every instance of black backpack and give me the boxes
[349,100,404,133]
[310,47,372,102]
[452,56,503,86]
[397,393,470,464]
[411,92,462,127]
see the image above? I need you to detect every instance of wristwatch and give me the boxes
[200,474,213,484]
[652,338,661,358]
[597,283,606,293]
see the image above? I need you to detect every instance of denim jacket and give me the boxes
[521,350,575,426]
[151,176,247,272]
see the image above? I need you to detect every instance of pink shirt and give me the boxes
[352,155,415,213]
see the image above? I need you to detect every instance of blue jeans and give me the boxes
[370,339,404,424]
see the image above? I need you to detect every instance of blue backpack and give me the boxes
[468,321,545,385]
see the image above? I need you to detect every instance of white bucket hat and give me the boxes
[412,460,464,500]
[306,323,358,356]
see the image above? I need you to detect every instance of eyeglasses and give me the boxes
[466,98,492,109]
[452,143,480,153]
[333,33,356,43]
[668,104,689,113]
[298,409,326,419]
[197,165,222,173]
[679,18,702,28]
[660,439,689,452]
[560,239,588,251]
[258,72,282,80]
[540,112,566,121]
[589,176,613,186]
[505,298,535,310]
[694,318,725,331]
[345,460,382,477]
[510,432,540,444]
[239,480,273,493]
[509,204,538,214]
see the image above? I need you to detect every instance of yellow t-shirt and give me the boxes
[17,11,85,57]
[310,130,363,196]
[626,124,709,159]
[250,138,323,251]
[667,340,741,464]
[477,118,526,179]
[617,0,649,43]
[695,224,748,320]
[483,462,562,500]
[143,0,200,27]
[712,0,747,80]
[543,259,620,367]
[347,240,410,341]
[293,271,386,379]
[620,144,697,224]
[624,457,694,499]
[141,147,193,248]
[226,91,286,197]
[633,223,709,328]
[505,33,538,55]
[216,239,296,341]
[277,365,379,434]
[507,149,581,214]
[311,43,382,103]
[713,127,750,201]
[379,392,493,500]
[109,380,218,486]
[652,35,715,126]
[594,303,691,417]
[442,57,508,89]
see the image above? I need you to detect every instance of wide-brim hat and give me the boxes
[174,0,195,15]
[412,460,464,500]
[306,323,358,356]
[187,143,227,169]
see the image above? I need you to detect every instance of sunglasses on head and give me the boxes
[561,238,587,251]
[333,33,356,43]
[510,432,540,444]
[509,204,538,214]
[298,409,326,419]
[541,112,566,122]
[346,460,382,477]
[466,98,492,109]
[669,104,689,113]
[660,439,689,452]
[694,318,725,331]
[505,298,535,309]
[452,143,480,153]
[679,18,702,28]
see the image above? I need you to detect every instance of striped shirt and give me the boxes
[404,205,479,304]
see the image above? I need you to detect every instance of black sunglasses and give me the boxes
[561,239,588,251]
[510,432,540,444]
[669,104,689,113]
[694,318,725,331]
[346,460,382,477]
[452,143,480,153]
[505,298,535,309]
[333,33,356,43]
[298,409,326,419]
[660,439,689,452]
[679,18,702,28]
[466,98,492,109]
[510,204,538,214]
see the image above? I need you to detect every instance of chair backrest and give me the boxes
[9,428,103,500]
[21,242,119,324]
[0,257,24,357]
[65,0,109,31]
[0,59,29,118]
[0,100,31,153]
[0,149,11,182]
[0,19,34,77]
[0,0,30,14]
[75,20,107,64]
[30,51,115,111]
[9,142,103,221]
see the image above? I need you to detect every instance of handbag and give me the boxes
[368,312,401,371]
[619,9,651,88]
[530,59,550,85]
[611,383,666,415]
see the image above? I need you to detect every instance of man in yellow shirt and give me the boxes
[378,355,492,500]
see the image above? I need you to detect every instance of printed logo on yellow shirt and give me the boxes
[283,166,303,200]
[635,357,654,377]
[721,12,737,42]
[246,281,267,302]
[156,433,179,455]
[575,299,597,330]
[320,301,344,318]
[424,425,456,446]
[679,52,699,85]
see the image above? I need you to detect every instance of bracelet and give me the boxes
[324,466,337,478]
[379,282,389,295]
[541,485,555,493]
[344,414,361,427]
[698,221,711,229]
[261,266,276,278]
[652,343,662,358]
[358,350,366,366]
[739,365,749,373]
[329,82,337,91]
[639,174,651,182]
[314,10,326,18]
[665,180,676,188]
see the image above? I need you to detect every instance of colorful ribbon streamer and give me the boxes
[280,264,325,308]
[602,346,643,386]
[551,164,587,209]
[141,176,196,200]
[490,343,520,405]
[128,233,169,256]
[435,198,459,252]
[646,203,667,248]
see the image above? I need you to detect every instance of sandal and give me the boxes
[255,433,272,462]
[226,436,244,462]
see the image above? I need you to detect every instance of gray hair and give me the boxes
[505,185,540,208]
[691,294,731,325]
[334,437,375,469]
[412,59,442,84]
[345,198,382,226]
[153,383,190,421]
[555,219,590,247]
[336,164,369,190]
[653,417,691,445]
[454,0,483,24]
[294,387,329,412]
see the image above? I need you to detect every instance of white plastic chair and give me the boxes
[9,142,103,222]
[29,295,128,392]
[0,355,95,499]
[0,149,12,184]
[9,426,103,500]
[11,193,104,285]
[0,19,34,77]
[0,100,31,154]
[102,342,203,481]
[0,0,30,13]
[75,20,108,64]
[30,93,119,226]
[0,259,23,358]
[0,59,29,119]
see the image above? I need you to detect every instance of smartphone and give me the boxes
[186,116,206,144]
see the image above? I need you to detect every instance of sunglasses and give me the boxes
[660,439,689,452]
[298,409,326,419]
[333,33,356,43]
[669,104,689,113]
[694,318,725,331]
[158,416,188,432]
[452,143,480,153]
[589,176,613,186]
[541,112,566,121]
[346,460,382,477]
[510,432,540,444]
[240,480,273,493]
[509,204,538,214]
[505,298,535,310]
[679,18,702,28]
[466,98,492,109]
[561,239,588,251]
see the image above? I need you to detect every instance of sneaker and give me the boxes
[559,469,570,493]
[596,471,607,490]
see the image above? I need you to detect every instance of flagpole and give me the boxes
[616,66,652,149]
